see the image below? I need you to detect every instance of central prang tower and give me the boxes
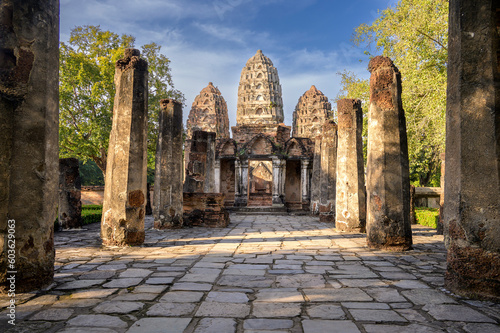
[236,50,284,125]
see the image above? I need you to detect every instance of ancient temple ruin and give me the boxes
[186,82,230,139]
[292,85,332,139]
[184,50,318,211]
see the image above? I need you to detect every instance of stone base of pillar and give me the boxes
[153,216,183,230]
[445,243,500,302]
[319,202,335,223]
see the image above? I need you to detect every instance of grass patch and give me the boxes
[415,207,439,229]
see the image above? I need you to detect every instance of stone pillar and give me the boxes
[301,159,311,209]
[58,158,82,229]
[101,49,148,246]
[335,99,366,232]
[444,0,500,301]
[234,158,249,207]
[272,157,286,206]
[437,153,445,234]
[153,99,183,229]
[214,159,221,193]
[0,0,59,292]
[365,56,412,251]
[310,137,322,214]
[319,121,337,223]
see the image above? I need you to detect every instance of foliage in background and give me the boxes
[337,0,448,186]
[59,25,185,178]
[415,207,439,229]
[79,160,104,186]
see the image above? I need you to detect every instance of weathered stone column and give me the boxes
[310,137,322,214]
[214,159,221,193]
[58,158,82,229]
[365,56,412,251]
[101,49,148,246]
[153,99,183,229]
[272,157,286,206]
[335,99,366,232]
[204,133,216,193]
[301,159,311,209]
[437,153,445,235]
[0,0,59,292]
[319,121,337,223]
[234,158,249,206]
[444,0,500,301]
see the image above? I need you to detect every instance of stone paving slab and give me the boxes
[2,214,499,333]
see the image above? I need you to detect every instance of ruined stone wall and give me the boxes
[310,136,322,214]
[0,0,59,292]
[232,124,291,148]
[101,49,148,246]
[183,193,229,228]
[444,0,500,301]
[184,131,216,194]
[365,56,412,251]
[292,85,332,139]
[186,82,230,139]
[236,50,284,125]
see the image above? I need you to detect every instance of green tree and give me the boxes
[338,0,448,186]
[59,25,185,177]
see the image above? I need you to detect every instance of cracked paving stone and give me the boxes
[160,291,205,303]
[93,301,144,314]
[363,324,444,333]
[423,304,496,322]
[206,291,249,303]
[194,318,237,333]
[195,301,251,317]
[252,303,302,318]
[119,268,153,278]
[306,304,346,319]
[304,288,372,302]
[126,318,191,333]
[349,309,407,322]
[400,289,458,305]
[146,302,197,316]
[28,308,74,321]
[69,288,118,299]
[244,319,294,330]
[67,314,128,328]
[102,278,143,288]
[56,279,105,290]
[302,320,360,333]
[254,288,304,303]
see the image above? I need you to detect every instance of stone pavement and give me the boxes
[1,214,499,333]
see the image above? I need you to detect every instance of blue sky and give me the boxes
[61,0,397,128]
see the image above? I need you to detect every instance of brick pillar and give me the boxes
[234,158,249,207]
[336,99,366,232]
[310,137,321,214]
[101,49,148,246]
[272,157,286,206]
[437,153,445,234]
[0,0,59,292]
[319,121,337,223]
[153,99,183,229]
[366,56,412,251]
[444,0,500,301]
[58,158,82,229]
[301,159,311,210]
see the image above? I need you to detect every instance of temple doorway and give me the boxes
[248,160,273,206]
[220,159,235,207]
[284,160,302,210]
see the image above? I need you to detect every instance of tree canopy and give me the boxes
[337,0,448,186]
[59,25,185,176]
